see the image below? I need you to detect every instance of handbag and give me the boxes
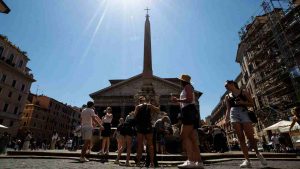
[248,110,258,123]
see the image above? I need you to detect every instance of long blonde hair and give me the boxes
[291,106,300,116]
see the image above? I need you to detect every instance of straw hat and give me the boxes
[178,74,191,83]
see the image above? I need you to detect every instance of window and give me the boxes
[9,121,14,127]
[12,80,16,87]
[21,84,25,91]
[9,54,14,62]
[14,107,18,114]
[0,119,3,124]
[18,60,23,68]
[8,91,12,98]
[3,104,9,112]
[0,46,3,57]
[18,95,22,101]
[1,74,6,83]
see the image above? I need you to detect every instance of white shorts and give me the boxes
[81,126,93,140]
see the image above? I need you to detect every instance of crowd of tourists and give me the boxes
[2,74,300,169]
[78,75,267,168]
[78,74,204,168]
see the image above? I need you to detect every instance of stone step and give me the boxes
[6,150,298,161]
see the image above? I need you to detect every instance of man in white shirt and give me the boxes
[80,101,102,162]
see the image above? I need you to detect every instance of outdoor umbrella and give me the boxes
[0,124,8,128]
[279,122,300,133]
[263,120,292,131]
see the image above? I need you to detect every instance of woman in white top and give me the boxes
[171,74,203,169]
[100,107,113,155]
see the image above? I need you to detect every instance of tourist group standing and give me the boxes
[79,74,205,168]
[77,74,273,169]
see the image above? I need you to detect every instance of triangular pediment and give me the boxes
[90,74,201,98]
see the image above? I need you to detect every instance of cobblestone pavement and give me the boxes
[1,158,300,169]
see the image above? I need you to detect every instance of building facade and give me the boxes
[208,2,300,144]
[0,34,35,136]
[19,94,81,142]
[90,13,202,126]
[236,3,300,130]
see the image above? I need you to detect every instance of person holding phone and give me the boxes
[224,80,267,168]
[171,74,203,168]
[100,107,113,155]
[134,96,160,167]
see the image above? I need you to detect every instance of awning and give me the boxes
[263,120,293,131]
[0,124,8,128]
[279,123,300,133]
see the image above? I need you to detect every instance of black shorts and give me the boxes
[120,126,134,137]
[181,104,199,129]
[136,126,153,135]
[101,123,111,137]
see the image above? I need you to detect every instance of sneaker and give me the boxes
[125,162,132,167]
[97,151,104,155]
[195,161,204,169]
[114,160,119,165]
[104,151,109,155]
[79,157,89,162]
[257,153,267,166]
[240,160,252,168]
[178,160,196,168]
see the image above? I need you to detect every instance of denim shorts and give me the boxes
[230,107,251,123]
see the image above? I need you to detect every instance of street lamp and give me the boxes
[0,0,10,14]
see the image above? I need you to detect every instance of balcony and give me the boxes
[256,68,283,84]
[0,57,35,82]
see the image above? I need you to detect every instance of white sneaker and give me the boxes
[178,160,196,168]
[240,160,252,168]
[79,157,89,162]
[125,162,132,167]
[257,153,267,166]
[195,161,204,169]
[114,160,119,164]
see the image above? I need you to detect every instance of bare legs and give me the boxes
[81,139,91,158]
[116,135,132,164]
[180,125,202,162]
[232,122,260,160]
[136,133,154,166]
[116,136,124,152]
[101,137,110,154]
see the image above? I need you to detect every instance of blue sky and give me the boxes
[0,0,263,119]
